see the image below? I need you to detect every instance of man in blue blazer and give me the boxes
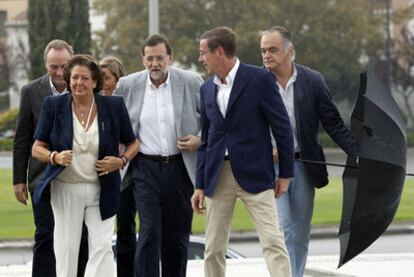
[260,26,360,277]
[191,26,294,277]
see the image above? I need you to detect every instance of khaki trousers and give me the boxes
[204,161,291,277]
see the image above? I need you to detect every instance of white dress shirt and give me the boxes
[277,65,299,151]
[213,58,240,156]
[213,58,240,117]
[49,77,69,95]
[138,72,180,156]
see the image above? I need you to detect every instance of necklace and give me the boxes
[73,96,95,145]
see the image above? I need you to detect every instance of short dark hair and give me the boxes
[141,34,173,56]
[200,26,237,57]
[64,54,103,93]
[43,39,74,61]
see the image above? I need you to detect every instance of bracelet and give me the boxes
[121,155,128,169]
[49,151,58,166]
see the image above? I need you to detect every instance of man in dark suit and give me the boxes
[13,39,88,277]
[191,26,294,277]
[260,26,360,277]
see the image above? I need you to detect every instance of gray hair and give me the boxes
[259,26,296,61]
[43,39,74,62]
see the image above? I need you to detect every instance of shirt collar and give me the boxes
[276,63,298,88]
[213,58,240,86]
[49,76,68,95]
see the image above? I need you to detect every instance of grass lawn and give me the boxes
[1,169,413,239]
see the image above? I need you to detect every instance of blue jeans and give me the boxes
[275,161,315,277]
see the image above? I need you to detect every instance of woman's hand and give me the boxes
[54,150,73,167]
[95,156,123,176]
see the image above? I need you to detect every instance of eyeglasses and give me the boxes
[199,50,211,57]
[143,55,169,63]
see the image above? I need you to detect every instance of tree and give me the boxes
[390,6,414,127]
[28,0,91,78]
[92,0,383,102]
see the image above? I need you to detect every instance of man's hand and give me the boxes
[14,183,29,205]
[191,189,205,214]
[275,178,291,198]
[177,135,201,152]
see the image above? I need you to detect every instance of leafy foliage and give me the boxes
[0,108,18,132]
[28,0,91,78]
[92,0,383,102]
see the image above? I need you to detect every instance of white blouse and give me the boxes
[56,111,100,184]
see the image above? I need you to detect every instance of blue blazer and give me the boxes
[33,93,136,219]
[293,64,360,188]
[196,63,294,197]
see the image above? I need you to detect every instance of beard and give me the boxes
[149,70,167,82]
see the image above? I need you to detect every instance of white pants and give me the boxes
[51,180,115,277]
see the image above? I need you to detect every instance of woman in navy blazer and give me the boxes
[32,54,139,277]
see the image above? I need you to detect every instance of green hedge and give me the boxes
[0,108,18,133]
[0,138,13,151]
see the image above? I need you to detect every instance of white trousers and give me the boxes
[51,179,115,277]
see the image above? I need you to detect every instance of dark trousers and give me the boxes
[31,185,89,277]
[132,155,194,277]
[31,185,56,277]
[116,170,137,277]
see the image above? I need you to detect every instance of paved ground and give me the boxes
[1,253,414,277]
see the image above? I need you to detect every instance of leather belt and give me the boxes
[224,155,230,161]
[295,152,302,159]
[138,152,181,163]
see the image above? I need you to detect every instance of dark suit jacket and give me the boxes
[196,63,294,197]
[33,93,136,220]
[293,64,360,188]
[13,74,52,193]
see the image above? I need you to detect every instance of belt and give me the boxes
[295,152,302,159]
[224,155,230,161]
[138,152,181,163]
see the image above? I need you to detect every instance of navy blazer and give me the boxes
[293,64,360,188]
[33,93,136,220]
[196,63,294,197]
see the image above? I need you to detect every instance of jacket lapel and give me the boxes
[129,73,147,133]
[205,79,224,122]
[95,94,109,160]
[226,63,248,115]
[39,74,53,97]
[57,94,73,149]
[293,65,304,143]
[170,69,184,133]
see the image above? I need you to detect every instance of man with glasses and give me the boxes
[13,39,88,277]
[115,34,203,277]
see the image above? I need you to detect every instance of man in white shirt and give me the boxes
[13,39,89,277]
[115,34,203,277]
[260,26,360,277]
